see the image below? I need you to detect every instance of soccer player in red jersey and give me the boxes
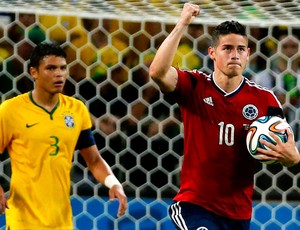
[149,3,300,230]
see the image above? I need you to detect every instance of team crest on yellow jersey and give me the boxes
[63,113,75,128]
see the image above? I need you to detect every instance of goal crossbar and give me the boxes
[0,0,299,26]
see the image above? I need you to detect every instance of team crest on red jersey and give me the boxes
[242,104,258,120]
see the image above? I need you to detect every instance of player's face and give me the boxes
[31,55,67,94]
[209,33,249,78]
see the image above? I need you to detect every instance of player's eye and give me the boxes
[46,66,56,70]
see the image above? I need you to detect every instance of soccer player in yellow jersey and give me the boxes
[0,42,127,229]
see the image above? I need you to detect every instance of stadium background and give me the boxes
[0,0,300,229]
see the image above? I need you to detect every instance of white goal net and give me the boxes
[0,0,300,229]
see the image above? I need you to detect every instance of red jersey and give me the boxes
[172,69,283,219]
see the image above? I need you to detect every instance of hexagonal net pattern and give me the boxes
[0,1,300,229]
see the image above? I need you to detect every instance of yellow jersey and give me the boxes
[0,92,93,229]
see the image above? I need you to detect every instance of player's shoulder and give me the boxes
[176,69,211,90]
[182,69,208,76]
[178,69,211,82]
[59,93,86,108]
[0,93,29,109]
[60,93,82,102]
[244,77,274,93]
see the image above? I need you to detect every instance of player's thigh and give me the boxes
[168,201,221,230]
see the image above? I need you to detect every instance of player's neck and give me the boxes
[31,89,59,112]
[213,72,243,93]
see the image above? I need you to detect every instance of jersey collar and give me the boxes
[211,73,245,97]
[29,91,60,119]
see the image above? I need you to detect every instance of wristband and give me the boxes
[104,175,121,189]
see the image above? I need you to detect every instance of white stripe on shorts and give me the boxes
[170,202,188,230]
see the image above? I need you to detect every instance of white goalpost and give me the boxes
[0,0,300,229]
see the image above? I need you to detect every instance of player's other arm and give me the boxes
[149,3,200,93]
[79,145,127,217]
[0,116,10,214]
[0,184,8,214]
[258,128,300,167]
[258,102,300,166]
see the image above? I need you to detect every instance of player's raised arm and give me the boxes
[149,3,200,93]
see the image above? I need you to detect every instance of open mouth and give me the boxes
[54,81,64,87]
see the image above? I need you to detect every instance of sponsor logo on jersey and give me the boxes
[242,104,258,120]
[26,122,38,128]
[203,96,214,106]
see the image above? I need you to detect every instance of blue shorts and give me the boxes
[168,201,250,230]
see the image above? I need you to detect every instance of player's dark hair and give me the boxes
[211,21,247,47]
[29,42,66,68]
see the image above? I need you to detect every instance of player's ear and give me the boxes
[247,47,250,60]
[208,46,215,61]
[30,66,38,81]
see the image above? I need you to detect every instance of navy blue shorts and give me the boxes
[168,201,250,230]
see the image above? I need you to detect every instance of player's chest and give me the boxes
[199,92,267,125]
[14,106,80,139]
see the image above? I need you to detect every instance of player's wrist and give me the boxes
[104,175,121,189]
